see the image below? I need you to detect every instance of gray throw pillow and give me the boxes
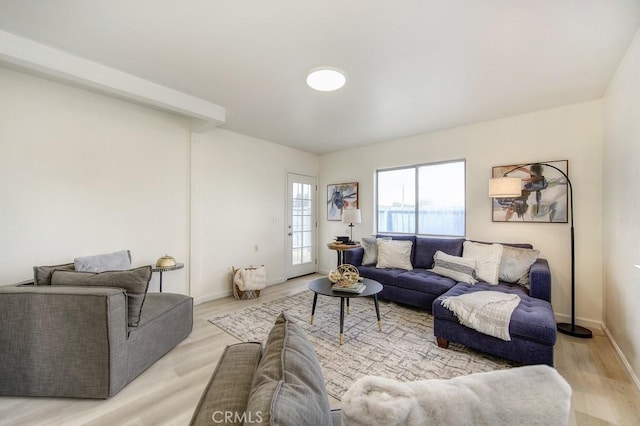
[33,262,75,285]
[429,251,477,284]
[50,266,151,327]
[499,245,540,288]
[74,250,132,273]
[362,237,391,266]
[246,312,332,426]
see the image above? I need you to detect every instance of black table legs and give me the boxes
[310,292,318,324]
[374,294,382,331]
[310,292,382,345]
[340,297,345,345]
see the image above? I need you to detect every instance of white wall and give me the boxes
[320,100,603,328]
[603,28,640,380]
[0,67,191,293]
[190,128,319,303]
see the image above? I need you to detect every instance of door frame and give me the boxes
[284,171,318,279]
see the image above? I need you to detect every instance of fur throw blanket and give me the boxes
[341,365,571,426]
[233,266,266,291]
[440,291,520,341]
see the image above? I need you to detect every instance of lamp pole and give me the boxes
[498,163,591,338]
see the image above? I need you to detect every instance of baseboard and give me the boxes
[267,277,286,286]
[553,313,602,331]
[194,290,231,305]
[602,324,640,392]
[193,277,285,305]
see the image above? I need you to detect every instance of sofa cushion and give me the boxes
[51,266,151,327]
[362,237,391,266]
[357,265,406,286]
[414,237,465,269]
[429,251,477,284]
[246,312,332,426]
[376,239,413,270]
[33,262,75,285]
[434,282,555,345]
[499,245,540,288]
[74,250,132,273]
[394,269,457,295]
[462,241,503,284]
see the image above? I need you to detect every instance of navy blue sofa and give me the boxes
[343,235,557,366]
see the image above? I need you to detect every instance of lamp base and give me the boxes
[557,322,592,338]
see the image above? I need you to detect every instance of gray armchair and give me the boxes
[0,283,192,398]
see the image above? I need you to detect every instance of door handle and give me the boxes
[288,232,293,236]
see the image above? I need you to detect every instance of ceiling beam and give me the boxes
[0,30,225,130]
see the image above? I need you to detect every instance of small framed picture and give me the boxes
[327,182,358,221]
[492,160,568,223]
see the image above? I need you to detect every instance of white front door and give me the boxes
[286,173,317,278]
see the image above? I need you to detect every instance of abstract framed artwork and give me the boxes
[327,182,358,221]
[492,160,569,223]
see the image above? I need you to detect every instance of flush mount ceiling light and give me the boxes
[306,68,346,91]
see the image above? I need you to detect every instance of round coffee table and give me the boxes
[308,277,383,345]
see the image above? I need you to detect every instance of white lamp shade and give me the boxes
[489,177,522,198]
[342,209,362,224]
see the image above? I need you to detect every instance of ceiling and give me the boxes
[0,1,639,155]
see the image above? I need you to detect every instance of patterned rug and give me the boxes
[208,290,515,400]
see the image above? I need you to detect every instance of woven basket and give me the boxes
[231,266,263,300]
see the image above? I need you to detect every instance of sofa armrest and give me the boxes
[190,342,263,426]
[343,247,364,266]
[529,258,551,302]
[0,285,129,398]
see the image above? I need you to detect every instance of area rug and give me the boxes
[208,290,515,399]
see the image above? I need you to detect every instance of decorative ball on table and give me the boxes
[328,264,360,285]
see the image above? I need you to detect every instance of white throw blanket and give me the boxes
[440,291,520,341]
[341,365,572,426]
[233,266,266,291]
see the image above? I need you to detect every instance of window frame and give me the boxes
[375,159,466,237]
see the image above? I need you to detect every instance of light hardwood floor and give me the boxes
[1,274,638,425]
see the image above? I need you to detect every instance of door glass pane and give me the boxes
[291,182,313,265]
[302,247,312,263]
[303,215,312,231]
[292,248,301,265]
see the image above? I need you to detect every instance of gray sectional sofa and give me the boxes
[343,235,557,365]
[0,265,193,399]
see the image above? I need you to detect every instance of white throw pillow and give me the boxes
[462,241,503,285]
[429,251,477,284]
[499,245,540,288]
[362,237,392,266]
[376,240,413,270]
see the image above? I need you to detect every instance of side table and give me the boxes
[327,242,361,267]
[152,263,184,292]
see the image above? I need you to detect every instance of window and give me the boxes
[376,160,465,236]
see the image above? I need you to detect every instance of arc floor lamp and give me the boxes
[489,162,592,338]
